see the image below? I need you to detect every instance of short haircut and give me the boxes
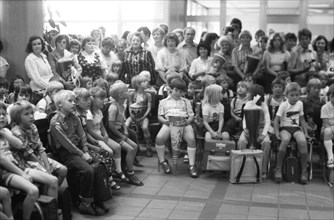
[298,28,312,41]
[202,84,222,105]
[81,37,94,50]
[130,32,144,44]
[109,81,127,100]
[183,27,196,36]
[0,77,9,89]
[46,81,64,95]
[327,84,334,97]
[137,26,151,38]
[139,70,150,79]
[90,86,106,99]
[159,24,169,34]
[25,36,46,53]
[73,87,90,99]
[166,72,181,86]
[106,72,119,83]
[306,78,322,93]
[271,77,286,90]
[93,78,109,92]
[230,18,242,31]
[111,60,122,68]
[54,90,76,109]
[216,74,233,88]
[14,85,32,102]
[237,81,248,90]
[239,30,252,41]
[284,82,301,95]
[10,100,34,126]
[152,27,166,37]
[255,29,265,38]
[260,36,269,44]
[131,74,147,90]
[55,34,70,47]
[248,84,265,104]
[203,33,219,46]
[285,32,297,42]
[163,33,179,47]
[80,77,93,87]
[197,41,211,56]
[201,75,216,88]
[67,39,81,52]
[312,35,328,52]
[169,78,187,91]
[102,37,115,48]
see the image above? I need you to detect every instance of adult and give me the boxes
[177,27,197,73]
[231,30,261,90]
[229,18,242,47]
[285,33,297,53]
[147,27,166,62]
[156,33,187,84]
[288,28,317,87]
[137,26,152,49]
[203,33,219,56]
[98,37,118,74]
[313,35,330,72]
[90,28,103,49]
[189,42,213,81]
[172,28,184,44]
[77,37,107,82]
[120,32,155,85]
[24,36,54,93]
[216,35,234,77]
[0,39,9,78]
[263,33,291,93]
[47,34,82,89]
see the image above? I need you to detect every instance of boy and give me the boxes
[321,84,334,168]
[155,78,198,178]
[0,77,9,103]
[107,81,144,186]
[237,84,271,178]
[285,33,297,53]
[36,81,64,116]
[222,81,248,140]
[50,90,106,216]
[105,72,119,88]
[274,82,310,184]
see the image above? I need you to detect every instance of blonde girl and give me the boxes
[111,60,122,76]
[202,84,225,141]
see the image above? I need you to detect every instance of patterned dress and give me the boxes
[78,52,105,81]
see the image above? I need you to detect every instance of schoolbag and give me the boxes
[283,143,300,182]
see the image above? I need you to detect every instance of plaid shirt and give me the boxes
[231,44,261,73]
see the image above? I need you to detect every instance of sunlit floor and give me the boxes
[72,148,334,220]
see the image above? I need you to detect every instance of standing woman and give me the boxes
[156,33,187,84]
[313,35,329,72]
[91,28,103,49]
[24,36,54,94]
[263,33,290,93]
[77,37,107,82]
[121,32,156,85]
[216,36,235,77]
[189,42,213,81]
[147,27,166,63]
[203,32,219,56]
[0,40,9,78]
[48,34,82,89]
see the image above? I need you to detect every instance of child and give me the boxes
[125,75,153,157]
[107,81,144,186]
[106,72,119,88]
[50,90,107,216]
[202,84,224,141]
[158,72,181,98]
[68,39,81,55]
[321,84,334,168]
[0,186,13,220]
[319,71,329,100]
[196,75,216,101]
[274,82,310,184]
[277,71,291,86]
[237,84,271,178]
[80,76,93,90]
[110,60,122,76]
[244,73,255,87]
[74,87,120,190]
[0,102,58,220]
[36,81,64,116]
[155,78,198,178]
[139,70,157,93]
[10,100,67,185]
[7,75,24,104]
[0,77,9,103]
[216,75,234,122]
[222,81,248,140]
[116,39,127,62]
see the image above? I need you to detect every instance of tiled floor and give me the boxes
[72,150,334,220]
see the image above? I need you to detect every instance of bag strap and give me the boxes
[236,155,247,183]
[252,155,261,182]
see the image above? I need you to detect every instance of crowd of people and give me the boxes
[0,17,334,218]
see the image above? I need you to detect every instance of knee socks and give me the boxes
[324,140,333,160]
[155,144,165,162]
[114,158,122,173]
[187,147,196,166]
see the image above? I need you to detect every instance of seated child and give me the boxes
[158,72,181,98]
[277,71,291,86]
[237,84,271,178]
[196,75,216,102]
[202,84,225,141]
[319,71,329,100]
[243,73,255,88]
[80,76,93,90]
[125,75,153,157]
[10,100,67,185]
[110,60,122,76]
[0,186,13,220]
[107,81,144,186]
[36,81,64,116]
[139,70,157,93]
[7,75,24,104]
[321,84,334,168]
[50,90,107,216]
[222,81,248,140]
[106,72,119,88]
[216,75,234,122]
[0,77,9,103]
[93,78,109,102]
[155,78,198,178]
[274,82,310,184]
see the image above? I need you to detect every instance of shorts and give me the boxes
[279,126,302,136]
[0,171,15,187]
[26,157,64,173]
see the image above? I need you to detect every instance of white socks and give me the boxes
[187,147,196,166]
[324,140,333,160]
[155,144,166,162]
[114,157,122,173]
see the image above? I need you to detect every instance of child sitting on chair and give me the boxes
[139,70,157,93]
[237,84,271,179]
[321,84,334,168]
[155,78,198,178]
[36,81,64,116]
[274,82,310,184]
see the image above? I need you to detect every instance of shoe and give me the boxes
[274,168,282,183]
[183,154,189,164]
[126,174,144,186]
[262,173,267,180]
[160,160,172,174]
[133,158,144,167]
[94,201,109,213]
[327,158,334,168]
[110,181,121,190]
[78,202,105,216]
[115,171,129,182]
[300,170,308,184]
[189,165,198,178]
[146,148,153,157]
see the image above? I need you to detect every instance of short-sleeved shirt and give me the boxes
[158,96,194,119]
[231,44,262,72]
[231,96,248,117]
[321,102,334,127]
[87,109,103,136]
[202,103,224,123]
[276,100,304,127]
[263,50,290,72]
[108,100,124,129]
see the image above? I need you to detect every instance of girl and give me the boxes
[73,87,121,189]
[216,74,234,123]
[125,75,153,157]
[10,100,67,185]
[110,60,122,76]
[80,76,93,90]
[7,75,24,104]
[0,102,57,220]
[202,84,224,141]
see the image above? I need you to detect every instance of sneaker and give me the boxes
[115,171,129,182]
[327,158,334,168]
[183,154,189,164]
[160,160,172,174]
[189,165,198,178]
[274,168,282,183]
[300,171,308,184]
[78,202,105,216]
[133,158,144,167]
[110,181,121,190]
[126,174,144,186]
[146,148,153,157]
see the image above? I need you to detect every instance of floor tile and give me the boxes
[146,199,178,210]
[136,208,172,219]
[168,210,201,220]
[175,201,206,212]
[215,213,247,220]
[249,206,278,217]
[218,204,249,215]
[279,208,309,219]
[309,210,334,219]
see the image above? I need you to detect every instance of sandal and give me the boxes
[115,171,129,182]
[110,181,121,190]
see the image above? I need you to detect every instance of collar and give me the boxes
[297,45,312,53]
[57,111,74,121]
[166,95,185,101]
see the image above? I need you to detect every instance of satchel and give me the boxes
[283,145,300,182]
[91,162,113,202]
[37,195,58,220]
[230,149,263,184]
[58,186,73,220]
